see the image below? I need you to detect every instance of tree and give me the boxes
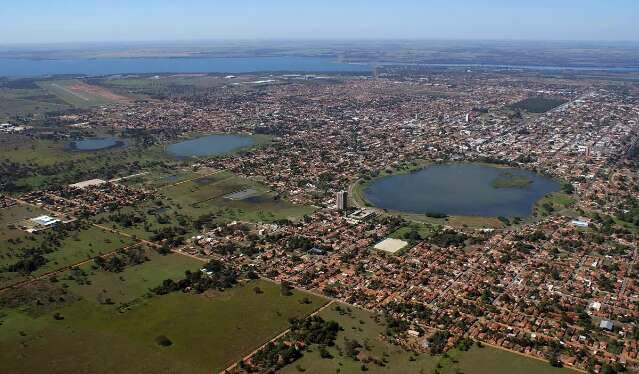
[281,280,293,296]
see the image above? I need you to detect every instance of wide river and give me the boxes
[0,57,368,77]
[363,163,561,218]
[166,134,255,158]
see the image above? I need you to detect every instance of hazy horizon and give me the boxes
[3,0,639,44]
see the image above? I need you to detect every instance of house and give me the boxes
[600,320,614,331]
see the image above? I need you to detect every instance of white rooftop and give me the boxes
[374,238,409,254]
[69,179,107,189]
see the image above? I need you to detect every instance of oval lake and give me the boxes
[69,137,126,151]
[363,163,561,217]
[166,134,255,158]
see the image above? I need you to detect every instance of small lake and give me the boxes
[68,137,126,151]
[166,134,255,158]
[363,163,561,217]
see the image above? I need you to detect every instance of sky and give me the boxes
[2,0,638,44]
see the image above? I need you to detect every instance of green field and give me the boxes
[99,171,314,241]
[64,250,203,306]
[0,138,92,166]
[0,279,327,374]
[390,223,434,241]
[0,84,70,121]
[37,80,126,107]
[509,97,567,113]
[1,218,135,288]
[534,192,577,218]
[281,303,573,374]
[281,303,440,374]
[165,174,314,221]
[0,136,175,190]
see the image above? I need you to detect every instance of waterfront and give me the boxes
[166,134,255,158]
[363,163,561,217]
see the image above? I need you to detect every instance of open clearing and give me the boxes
[38,80,130,107]
[162,172,315,222]
[64,250,202,306]
[0,220,135,288]
[0,279,328,374]
[0,86,69,121]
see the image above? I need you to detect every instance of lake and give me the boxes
[166,134,255,158]
[0,57,369,77]
[363,163,561,217]
[68,137,126,151]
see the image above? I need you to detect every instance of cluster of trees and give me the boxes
[152,260,237,295]
[251,316,341,371]
[428,331,451,354]
[4,221,86,274]
[427,229,468,248]
[286,236,314,251]
[288,316,341,346]
[108,212,144,228]
[93,247,148,273]
[384,301,432,321]
[150,226,187,246]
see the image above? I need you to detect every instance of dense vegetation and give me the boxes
[152,259,238,294]
[509,97,567,113]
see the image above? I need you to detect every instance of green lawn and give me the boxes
[390,223,435,241]
[0,223,134,288]
[161,172,315,223]
[453,345,572,374]
[0,138,89,166]
[0,86,69,121]
[534,192,577,218]
[0,279,328,374]
[65,250,202,306]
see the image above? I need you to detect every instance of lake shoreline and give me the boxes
[351,161,565,228]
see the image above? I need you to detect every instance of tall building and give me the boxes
[336,191,348,211]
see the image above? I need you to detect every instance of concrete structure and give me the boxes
[336,191,348,211]
[30,215,60,227]
[374,238,409,254]
[599,320,613,331]
[69,179,107,189]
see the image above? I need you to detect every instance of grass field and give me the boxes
[281,303,574,374]
[162,172,315,222]
[0,86,69,121]
[0,138,92,166]
[0,136,174,190]
[64,250,202,307]
[37,80,129,107]
[0,220,135,288]
[509,97,568,113]
[0,279,328,374]
[100,171,314,241]
[390,223,435,241]
[534,192,577,218]
[281,302,440,374]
